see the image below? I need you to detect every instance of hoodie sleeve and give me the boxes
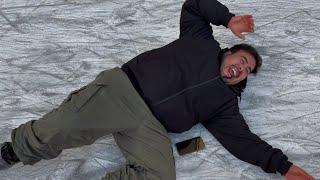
[202,97,293,175]
[180,0,235,38]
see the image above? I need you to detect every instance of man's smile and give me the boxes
[226,66,239,78]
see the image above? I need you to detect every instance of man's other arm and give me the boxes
[180,0,234,38]
[202,98,315,179]
[180,0,254,40]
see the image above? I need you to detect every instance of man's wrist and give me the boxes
[224,13,235,28]
[278,161,293,175]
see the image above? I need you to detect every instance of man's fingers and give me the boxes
[249,24,254,32]
[241,16,254,28]
[243,14,253,19]
[249,19,254,26]
[243,24,253,33]
[242,15,254,25]
[242,15,253,22]
[236,32,245,40]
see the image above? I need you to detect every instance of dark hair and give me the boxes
[222,44,262,91]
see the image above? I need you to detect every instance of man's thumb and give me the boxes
[236,32,245,40]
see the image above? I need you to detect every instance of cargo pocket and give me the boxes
[61,82,106,112]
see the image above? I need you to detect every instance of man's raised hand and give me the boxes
[228,15,254,40]
[285,165,315,180]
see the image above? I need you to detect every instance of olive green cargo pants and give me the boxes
[11,67,175,180]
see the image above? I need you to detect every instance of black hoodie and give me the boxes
[122,0,292,175]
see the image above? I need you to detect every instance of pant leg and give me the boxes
[102,109,176,180]
[11,67,147,165]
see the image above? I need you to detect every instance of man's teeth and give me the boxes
[231,67,237,77]
[232,68,236,76]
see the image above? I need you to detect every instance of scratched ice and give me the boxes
[0,0,319,179]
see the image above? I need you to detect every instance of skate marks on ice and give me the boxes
[0,0,319,179]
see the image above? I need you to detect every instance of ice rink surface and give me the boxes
[0,0,319,179]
